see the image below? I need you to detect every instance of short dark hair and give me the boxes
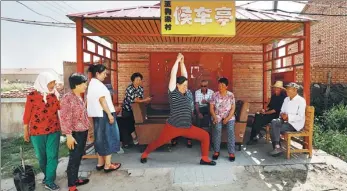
[176,76,188,85]
[131,72,143,82]
[88,64,107,77]
[218,77,229,86]
[69,73,88,89]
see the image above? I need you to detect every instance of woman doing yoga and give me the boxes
[140,53,216,166]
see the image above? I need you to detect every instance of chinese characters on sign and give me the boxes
[161,1,236,36]
[164,0,172,31]
[215,7,233,26]
[174,6,193,25]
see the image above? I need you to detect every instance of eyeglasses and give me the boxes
[201,85,207,87]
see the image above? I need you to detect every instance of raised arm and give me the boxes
[180,54,188,78]
[169,53,183,92]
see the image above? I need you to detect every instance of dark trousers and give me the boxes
[250,113,277,140]
[195,106,211,128]
[67,130,88,187]
[270,118,296,148]
[119,110,136,145]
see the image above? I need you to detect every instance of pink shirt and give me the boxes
[60,92,90,135]
[210,91,236,123]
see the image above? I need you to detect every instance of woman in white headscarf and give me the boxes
[23,72,61,191]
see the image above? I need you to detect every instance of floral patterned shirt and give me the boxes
[210,91,236,123]
[122,84,144,112]
[23,90,60,136]
[60,92,90,135]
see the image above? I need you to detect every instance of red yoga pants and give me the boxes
[142,123,210,158]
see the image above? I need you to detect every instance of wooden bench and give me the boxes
[264,106,315,159]
[221,101,250,151]
[132,103,169,151]
[82,117,97,159]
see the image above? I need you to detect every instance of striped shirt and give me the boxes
[167,89,193,128]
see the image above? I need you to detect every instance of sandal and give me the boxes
[104,163,121,173]
[96,164,104,171]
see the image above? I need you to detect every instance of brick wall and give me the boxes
[299,0,347,83]
[117,44,263,113]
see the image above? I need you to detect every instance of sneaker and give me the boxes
[117,147,125,154]
[45,183,60,191]
[269,148,283,157]
[133,138,139,145]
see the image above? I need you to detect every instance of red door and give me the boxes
[150,52,232,105]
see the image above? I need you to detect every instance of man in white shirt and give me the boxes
[195,80,214,128]
[270,82,306,157]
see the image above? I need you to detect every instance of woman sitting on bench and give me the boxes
[140,53,216,166]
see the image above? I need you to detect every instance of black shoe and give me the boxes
[200,159,216,166]
[122,144,130,149]
[140,158,147,163]
[229,155,236,162]
[247,139,258,145]
[187,140,192,148]
[96,165,104,171]
[171,140,178,147]
[75,179,90,186]
[212,152,220,160]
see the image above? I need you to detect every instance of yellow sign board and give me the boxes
[161,0,236,36]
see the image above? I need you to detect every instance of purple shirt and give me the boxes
[210,91,236,123]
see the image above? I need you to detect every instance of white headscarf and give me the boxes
[33,72,60,103]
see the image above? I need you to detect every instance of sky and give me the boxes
[1,1,306,74]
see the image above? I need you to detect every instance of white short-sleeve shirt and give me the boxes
[87,78,115,117]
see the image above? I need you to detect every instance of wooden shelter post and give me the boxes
[303,22,311,106]
[76,18,84,73]
[112,42,118,104]
[262,43,268,109]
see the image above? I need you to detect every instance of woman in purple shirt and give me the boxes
[210,77,236,162]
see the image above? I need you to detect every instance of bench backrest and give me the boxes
[132,100,250,124]
[235,100,249,123]
[304,106,315,134]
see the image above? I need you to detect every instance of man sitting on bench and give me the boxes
[247,81,286,145]
[269,82,306,157]
[195,80,214,128]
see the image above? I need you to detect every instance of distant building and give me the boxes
[1,68,63,84]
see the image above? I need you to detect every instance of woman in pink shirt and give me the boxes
[210,77,236,162]
[60,73,90,191]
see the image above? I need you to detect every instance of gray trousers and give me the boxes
[212,120,235,154]
[270,118,296,147]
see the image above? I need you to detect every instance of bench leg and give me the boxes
[286,135,291,159]
[265,125,270,143]
[308,135,313,158]
[235,142,242,151]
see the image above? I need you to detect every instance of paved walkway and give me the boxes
[2,128,347,191]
